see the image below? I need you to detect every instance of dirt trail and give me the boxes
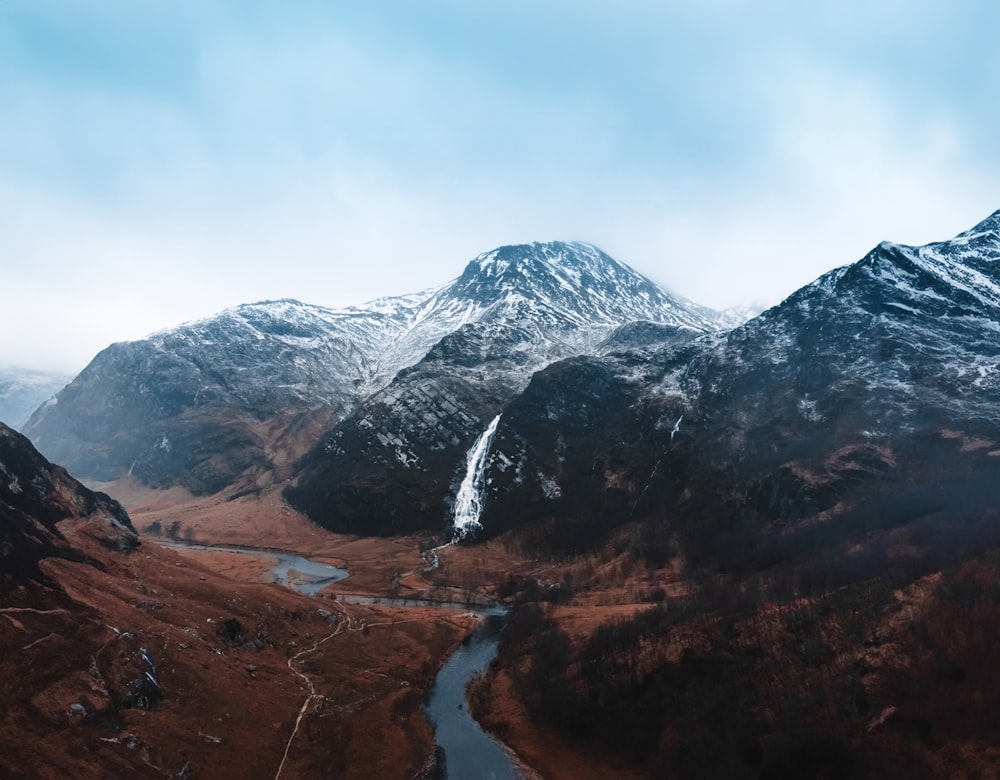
[274,621,345,780]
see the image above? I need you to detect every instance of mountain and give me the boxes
[0,422,137,596]
[474,211,1000,578]
[0,427,472,779]
[21,295,432,494]
[474,212,1000,780]
[0,367,71,430]
[370,241,721,387]
[24,242,726,499]
[285,242,721,535]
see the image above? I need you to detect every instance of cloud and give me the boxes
[618,56,996,310]
[2,2,999,370]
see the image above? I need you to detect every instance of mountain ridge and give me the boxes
[467,210,1000,566]
[24,241,733,496]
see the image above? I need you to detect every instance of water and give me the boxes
[453,414,502,540]
[155,540,348,596]
[333,594,493,610]
[425,613,523,779]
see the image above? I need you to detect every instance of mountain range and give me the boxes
[20,214,1000,568]
[462,211,1000,573]
[22,242,739,500]
[9,212,1000,778]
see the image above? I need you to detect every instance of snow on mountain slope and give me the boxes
[707,208,1000,432]
[26,241,726,497]
[370,241,718,386]
[144,294,434,411]
[288,241,722,535]
[473,210,1000,562]
[21,296,432,492]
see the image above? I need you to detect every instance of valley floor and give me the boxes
[2,486,489,779]
[92,483,665,779]
[16,480,1000,779]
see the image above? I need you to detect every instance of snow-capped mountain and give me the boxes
[287,242,722,534]
[472,210,1000,568]
[21,294,437,493]
[371,241,717,385]
[24,242,725,496]
[0,368,71,430]
[145,294,435,409]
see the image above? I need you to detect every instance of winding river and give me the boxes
[155,539,523,778]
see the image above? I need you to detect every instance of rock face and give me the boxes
[0,367,71,430]
[0,422,137,592]
[285,242,721,535]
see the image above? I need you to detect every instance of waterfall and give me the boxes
[452,414,502,540]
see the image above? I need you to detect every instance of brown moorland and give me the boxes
[2,493,483,779]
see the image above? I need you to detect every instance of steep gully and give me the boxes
[159,416,522,778]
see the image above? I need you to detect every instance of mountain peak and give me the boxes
[954,209,1000,241]
[462,241,609,282]
[443,240,718,333]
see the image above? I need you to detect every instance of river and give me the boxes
[425,611,523,779]
[154,539,524,778]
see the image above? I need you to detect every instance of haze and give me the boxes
[2,0,999,373]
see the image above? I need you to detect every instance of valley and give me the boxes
[0,422,692,779]
[88,477,1000,779]
[7,220,1000,777]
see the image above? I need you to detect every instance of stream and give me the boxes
[425,611,523,779]
[154,539,524,778]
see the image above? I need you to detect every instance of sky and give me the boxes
[2,1,999,373]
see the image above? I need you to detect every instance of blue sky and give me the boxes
[3,1,999,371]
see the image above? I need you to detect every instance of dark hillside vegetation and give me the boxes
[487,552,1000,778]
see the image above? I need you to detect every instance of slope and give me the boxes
[21,295,431,494]
[0,425,480,780]
[477,210,1000,576]
[286,241,720,535]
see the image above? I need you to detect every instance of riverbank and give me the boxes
[81,483,556,776]
[154,539,348,596]
[156,537,534,778]
[3,515,484,780]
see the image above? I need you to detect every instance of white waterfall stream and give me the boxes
[452,413,502,540]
